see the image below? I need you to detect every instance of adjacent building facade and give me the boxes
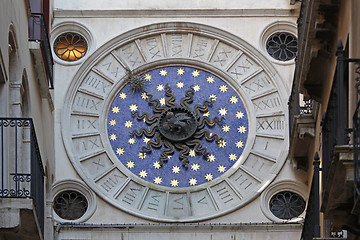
[290,0,360,239]
[0,0,53,239]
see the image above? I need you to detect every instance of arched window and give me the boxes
[20,72,30,117]
[0,51,7,116]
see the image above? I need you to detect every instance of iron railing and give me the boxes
[300,99,313,115]
[353,62,360,201]
[28,13,54,89]
[321,41,349,190]
[0,118,45,236]
[301,153,321,240]
[288,86,314,143]
[300,40,350,239]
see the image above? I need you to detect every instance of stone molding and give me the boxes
[259,20,298,66]
[50,21,95,66]
[54,9,299,18]
[52,179,97,223]
[260,180,308,222]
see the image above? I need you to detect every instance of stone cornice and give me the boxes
[53,9,299,18]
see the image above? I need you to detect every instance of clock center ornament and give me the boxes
[157,107,198,142]
[107,66,248,188]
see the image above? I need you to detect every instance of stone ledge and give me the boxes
[288,114,316,170]
[0,198,42,240]
[53,9,299,18]
[56,222,302,240]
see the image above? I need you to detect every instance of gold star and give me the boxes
[128,138,135,144]
[193,85,200,92]
[126,161,135,169]
[157,84,164,91]
[141,92,148,99]
[139,170,148,178]
[229,153,237,161]
[206,76,215,83]
[236,141,244,148]
[129,104,138,111]
[205,173,213,181]
[116,148,125,155]
[191,163,200,171]
[219,85,228,93]
[189,149,196,157]
[159,69,167,76]
[203,111,210,117]
[143,137,150,144]
[192,70,200,77]
[219,108,227,116]
[177,68,184,75]
[172,166,180,174]
[189,178,197,186]
[207,154,215,162]
[153,161,161,169]
[109,134,117,141]
[236,111,244,119]
[218,165,226,173]
[209,94,217,101]
[222,125,230,132]
[230,96,239,104]
[159,97,166,106]
[176,82,184,88]
[125,120,133,128]
[119,93,127,99]
[144,74,152,81]
[112,106,120,113]
[170,179,179,187]
[138,152,146,159]
[109,119,116,126]
[238,126,247,133]
[154,176,163,184]
[218,140,226,148]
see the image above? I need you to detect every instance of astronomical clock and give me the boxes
[61,22,288,222]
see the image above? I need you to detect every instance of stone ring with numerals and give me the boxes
[61,22,288,222]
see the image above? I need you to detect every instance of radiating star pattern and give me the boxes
[107,66,248,188]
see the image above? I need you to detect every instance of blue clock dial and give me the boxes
[107,66,248,188]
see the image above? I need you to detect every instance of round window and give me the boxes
[269,191,306,220]
[53,190,88,220]
[53,32,88,62]
[266,32,297,61]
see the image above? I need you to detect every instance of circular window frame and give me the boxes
[52,179,97,223]
[53,190,88,220]
[259,21,297,65]
[53,32,88,62]
[51,21,95,66]
[260,180,307,222]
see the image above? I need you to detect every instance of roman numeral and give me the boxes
[122,187,141,205]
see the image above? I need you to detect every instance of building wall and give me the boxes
[51,1,305,239]
[0,0,54,239]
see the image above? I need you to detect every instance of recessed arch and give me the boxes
[8,23,18,54]
[0,49,8,116]
[20,69,30,117]
[8,24,19,84]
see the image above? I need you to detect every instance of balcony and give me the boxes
[288,95,316,171]
[28,13,54,95]
[0,118,45,239]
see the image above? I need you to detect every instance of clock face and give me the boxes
[107,66,249,188]
[61,23,288,222]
